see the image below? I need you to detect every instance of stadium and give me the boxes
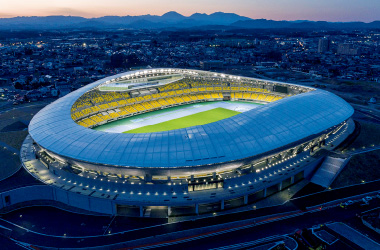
[20,68,355,217]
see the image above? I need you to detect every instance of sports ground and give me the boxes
[125,107,239,133]
[94,101,261,133]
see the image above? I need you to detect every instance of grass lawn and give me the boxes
[124,107,240,133]
[332,120,380,188]
[0,147,21,180]
[331,149,380,188]
[344,121,380,152]
[93,102,210,131]
[0,130,29,150]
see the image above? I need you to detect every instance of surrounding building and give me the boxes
[200,60,224,70]
[337,43,359,56]
[318,38,330,53]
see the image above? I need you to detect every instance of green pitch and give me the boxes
[124,107,240,133]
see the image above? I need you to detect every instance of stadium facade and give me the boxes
[18,68,354,217]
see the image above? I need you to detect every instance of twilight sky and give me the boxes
[0,0,379,22]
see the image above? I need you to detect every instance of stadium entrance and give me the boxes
[116,205,169,218]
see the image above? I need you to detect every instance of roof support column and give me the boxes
[145,174,152,182]
[139,206,143,217]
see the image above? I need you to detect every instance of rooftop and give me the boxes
[28,69,354,168]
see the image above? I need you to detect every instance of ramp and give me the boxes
[310,156,350,188]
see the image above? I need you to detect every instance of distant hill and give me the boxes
[0,12,378,30]
[231,19,380,30]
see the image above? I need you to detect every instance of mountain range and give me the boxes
[0,11,379,30]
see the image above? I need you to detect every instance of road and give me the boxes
[0,100,52,114]
[140,202,380,250]
[0,236,25,250]
[355,109,380,123]
[349,145,380,156]
[0,182,378,249]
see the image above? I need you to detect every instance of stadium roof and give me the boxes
[28,69,354,168]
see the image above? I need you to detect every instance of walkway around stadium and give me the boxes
[0,179,379,249]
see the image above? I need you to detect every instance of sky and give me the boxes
[0,0,379,22]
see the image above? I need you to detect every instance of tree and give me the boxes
[110,53,144,69]
[266,51,282,61]
[14,82,23,90]
[24,48,33,55]
[125,54,142,68]
[110,53,125,68]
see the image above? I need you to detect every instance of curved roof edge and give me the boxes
[29,69,354,168]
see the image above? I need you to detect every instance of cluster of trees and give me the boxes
[13,76,50,90]
[110,53,145,68]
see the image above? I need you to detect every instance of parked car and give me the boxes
[363,196,372,202]
[344,200,354,206]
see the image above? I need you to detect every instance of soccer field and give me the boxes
[124,107,240,133]
[94,101,260,133]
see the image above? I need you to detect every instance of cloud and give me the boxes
[0,13,15,18]
[42,7,93,17]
